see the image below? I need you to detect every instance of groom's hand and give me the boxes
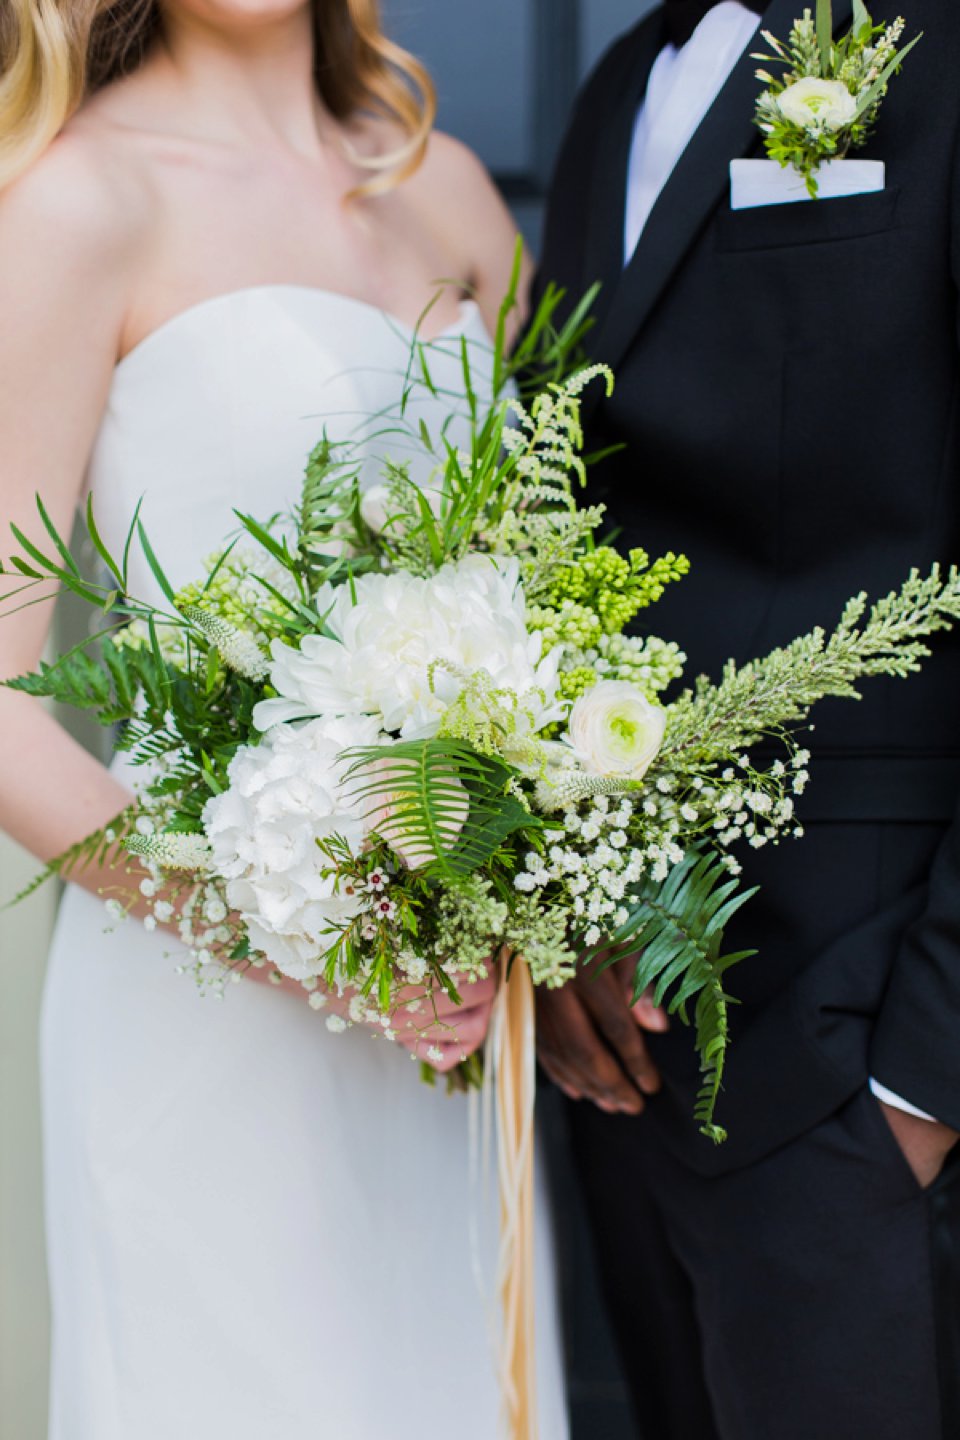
[879,1101,960,1189]
[536,951,668,1116]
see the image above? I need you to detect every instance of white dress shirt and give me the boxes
[622,0,936,1123]
[624,0,761,260]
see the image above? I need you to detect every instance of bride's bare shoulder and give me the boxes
[402,127,506,219]
[404,129,527,314]
[0,101,155,293]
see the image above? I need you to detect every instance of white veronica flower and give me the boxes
[776,77,857,133]
[567,681,666,780]
[253,554,561,739]
[202,713,383,981]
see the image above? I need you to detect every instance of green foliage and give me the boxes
[6,637,172,725]
[423,1052,486,1094]
[297,440,366,587]
[492,237,602,400]
[5,612,264,834]
[600,851,759,1143]
[663,566,960,770]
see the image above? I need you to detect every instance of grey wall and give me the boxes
[0,843,54,1440]
[386,0,656,248]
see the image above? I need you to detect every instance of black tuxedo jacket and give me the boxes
[537,0,960,1170]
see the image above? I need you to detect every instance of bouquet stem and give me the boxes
[493,960,539,1439]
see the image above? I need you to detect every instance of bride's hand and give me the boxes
[391,968,499,1073]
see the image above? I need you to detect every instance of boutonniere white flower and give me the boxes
[751,0,921,196]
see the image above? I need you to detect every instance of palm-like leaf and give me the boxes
[344,738,537,879]
[598,850,758,1143]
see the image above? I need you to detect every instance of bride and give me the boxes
[0,1,567,1434]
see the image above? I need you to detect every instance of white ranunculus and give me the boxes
[359,481,445,536]
[776,77,857,133]
[568,681,666,779]
[359,484,394,535]
[253,554,562,740]
[202,713,383,981]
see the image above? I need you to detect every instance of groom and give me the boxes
[534,0,960,1435]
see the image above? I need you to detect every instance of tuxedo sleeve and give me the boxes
[867,140,960,1131]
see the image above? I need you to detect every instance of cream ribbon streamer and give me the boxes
[488,960,539,1440]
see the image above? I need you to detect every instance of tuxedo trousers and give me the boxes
[565,1087,960,1440]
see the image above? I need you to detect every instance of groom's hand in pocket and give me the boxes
[879,1101,959,1189]
[536,951,668,1116]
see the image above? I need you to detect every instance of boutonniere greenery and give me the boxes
[752,0,921,195]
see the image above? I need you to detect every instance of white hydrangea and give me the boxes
[202,713,383,981]
[252,554,561,739]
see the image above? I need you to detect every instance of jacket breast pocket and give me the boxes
[715,186,901,253]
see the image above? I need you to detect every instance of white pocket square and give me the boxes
[729,159,886,211]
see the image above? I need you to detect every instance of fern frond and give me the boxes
[298,440,363,582]
[599,849,758,1142]
[5,809,136,908]
[343,739,538,879]
[4,638,174,726]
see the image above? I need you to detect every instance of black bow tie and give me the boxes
[663,0,766,50]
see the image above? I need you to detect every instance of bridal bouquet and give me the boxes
[4,269,960,1145]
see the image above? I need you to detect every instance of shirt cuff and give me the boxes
[869,1077,938,1123]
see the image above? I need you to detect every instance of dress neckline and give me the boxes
[115,285,481,377]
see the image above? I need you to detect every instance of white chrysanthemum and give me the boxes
[202,713,383,981]
[253,554,561,739]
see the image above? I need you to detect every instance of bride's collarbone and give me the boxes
[118,181,470,361]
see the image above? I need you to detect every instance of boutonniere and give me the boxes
[751,0,921,196]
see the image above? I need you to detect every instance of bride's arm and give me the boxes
[0,135,150,899]
[0,140,340,1014]
[410,132,535,347]
[0,139,500,1057]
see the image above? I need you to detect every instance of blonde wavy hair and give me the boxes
[0,0,436,193]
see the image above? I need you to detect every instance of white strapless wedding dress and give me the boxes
[41,287,568,1440]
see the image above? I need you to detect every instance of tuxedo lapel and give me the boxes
[583,12,666,324]
[585,0,854,381]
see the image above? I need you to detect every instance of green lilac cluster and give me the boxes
[582,633,687,699]
[174,547,293,644]
[556,666,597,705]
[528,547,689,651]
